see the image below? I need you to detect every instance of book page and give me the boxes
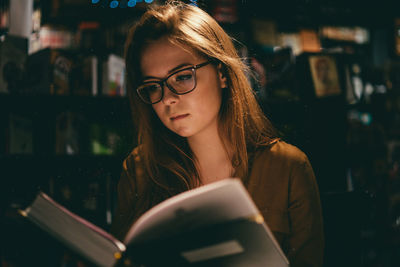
[24,193,125,267]
[124,178,260,244]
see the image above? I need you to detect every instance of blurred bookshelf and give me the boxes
[0,2,136,247]
[0,93,130,114]
[1,0,400,266]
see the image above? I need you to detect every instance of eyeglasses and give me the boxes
[136,61,211,104]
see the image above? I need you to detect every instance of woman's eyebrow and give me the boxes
[142,62,193,81]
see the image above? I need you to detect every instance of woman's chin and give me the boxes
[170,127,193,138]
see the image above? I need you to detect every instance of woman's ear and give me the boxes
[217,63,228,88]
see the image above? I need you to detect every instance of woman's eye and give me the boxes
[176,73,193,82]
[146,84,160,93]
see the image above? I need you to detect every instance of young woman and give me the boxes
[111,2,324,266]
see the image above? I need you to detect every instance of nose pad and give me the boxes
[161,83,179,105]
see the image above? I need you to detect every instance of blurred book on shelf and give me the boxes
[263,29,320,57]
[25,48,74,95]
[278,33,302,56]
[299,29,321,53]
[345,62,365,104]
[260,47,298,100]
[39,25,75,50]
[71,54,99,96]
[8,0,33,39]
[320,26,369,44]
[251,19,278,48]
[28,4,42,54]
[395,18,400,56]
[102,54,126,96]
[0,0,9,31]
[89,123,127,155]
[0,35,28,94]
[76,21,103,52]
[7,113,34,154]
[344,64,358,104]
[104,22,131,56]
[55,111,87,155]
[308,55,342,98]
[210,0,239,24]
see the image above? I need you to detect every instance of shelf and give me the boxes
[0,94,132,123]
[0,154,127,168]
[0,93,135,173]
[0,153,126,162]
[0,93,129,110]
[38,0,148,29]
[244,0,396,28]
[0,154,127,184]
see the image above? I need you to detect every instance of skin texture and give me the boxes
[140,37,226,141]
[140,37,233,184]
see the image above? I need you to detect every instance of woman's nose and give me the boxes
[161,85,179,105]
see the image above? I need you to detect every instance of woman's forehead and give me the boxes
[140,38,204,76]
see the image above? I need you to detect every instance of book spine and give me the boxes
[92,56,98,96]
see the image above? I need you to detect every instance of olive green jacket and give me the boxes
[111,140,324,267]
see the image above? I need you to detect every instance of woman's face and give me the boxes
[140,37,226,139]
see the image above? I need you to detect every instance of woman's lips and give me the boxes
[171,114,189,121]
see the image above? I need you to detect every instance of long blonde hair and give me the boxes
[124,1,277,200]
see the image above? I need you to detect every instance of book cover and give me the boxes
[309,55,342,97]
[102,54,126,97]
[20,178,289,267]
[299,29,321,53]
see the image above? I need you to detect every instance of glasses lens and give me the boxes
[137,83,162,104]
[167,69,195,94]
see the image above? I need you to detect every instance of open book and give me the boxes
[20,178,289,267]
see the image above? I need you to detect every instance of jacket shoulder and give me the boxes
[257,140,310,165]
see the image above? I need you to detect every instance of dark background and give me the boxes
[1,0,400,266]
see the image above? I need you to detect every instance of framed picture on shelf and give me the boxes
[309,55,342,97]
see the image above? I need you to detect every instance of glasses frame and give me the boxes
[136,61,211,104]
